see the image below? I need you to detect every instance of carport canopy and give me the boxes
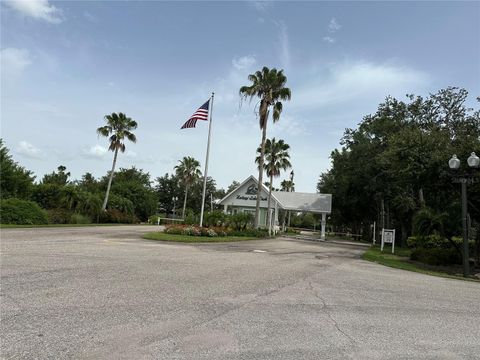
[271,191,332,213]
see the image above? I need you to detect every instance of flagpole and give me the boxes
[199,92,214,227]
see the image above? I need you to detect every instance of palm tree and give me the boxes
[280,179,295,192]
[256,138,292,231]
[174,156,202,219]
[97,112,137,211]
[240,66,291,228]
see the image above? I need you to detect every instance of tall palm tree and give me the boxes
[256,138,292,231]
[97,112,137,211]
[240,66,291,228]
[174,156,202,219]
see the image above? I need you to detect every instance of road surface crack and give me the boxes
[307,281,356,344]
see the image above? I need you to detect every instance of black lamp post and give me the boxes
[448,152,479,277]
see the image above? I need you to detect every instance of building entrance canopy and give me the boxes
[218,176,332,239]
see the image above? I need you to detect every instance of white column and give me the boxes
[223,204,228,214]
[321,213,327,240]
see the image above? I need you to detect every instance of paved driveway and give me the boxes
[1,226,479,359]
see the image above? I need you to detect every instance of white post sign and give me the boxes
[381,229,395,253]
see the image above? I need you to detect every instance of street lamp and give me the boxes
[287,170,294,228]
[448,152,479,277]
[172,196,178,218]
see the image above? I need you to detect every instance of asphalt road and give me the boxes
[1,226,479,359]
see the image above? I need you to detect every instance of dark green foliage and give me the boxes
[203,211,227,227]
[148,213,167,224]
[105,167,157,221]
[184,209,198,225]
[46,208,73,224]
[226,228,269,237]
[0,198,48,225]
[0,139,35,200]
[228,212,254,230]
[410,248,462,266]
[412,208,447,238]
[318,87,479,243]
[42,165,70,186]
[70,213,92,224]
[290,212,319,229]
[31,184,63,209]
[99,209,138,224]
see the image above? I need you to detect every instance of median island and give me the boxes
[143,224,270,243]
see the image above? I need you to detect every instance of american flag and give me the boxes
[181,99,210,129]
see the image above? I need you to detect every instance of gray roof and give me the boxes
[272,191,332,213]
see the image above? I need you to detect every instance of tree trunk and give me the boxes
[254,124,268,228]
[419,188,425,207]
[267,173,273,235]
[182,184,189,219]
[380,197,385,229]
[102,148,118,211]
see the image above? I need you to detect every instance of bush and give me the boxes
[407,235,452,249]
[70,213,91,224]
[46,208,73,224]
[204,211,227,227]
[228,213,253,231]
[148,213,166,224]
[184,209,198,225]
[226,228,269,237]
[410,248,462,266]
[0,198,48,225]
[99,209,138,224]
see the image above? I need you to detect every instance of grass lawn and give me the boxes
[143,232,264,243]
[362,246,479,282]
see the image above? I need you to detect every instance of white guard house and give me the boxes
[218,175,332,239]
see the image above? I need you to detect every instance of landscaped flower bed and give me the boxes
[164,224,268,238]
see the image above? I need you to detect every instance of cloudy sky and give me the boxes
[1,1,479,192]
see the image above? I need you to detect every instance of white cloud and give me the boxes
[83,10,97,23]
[232,55,256,70]
[248,1,272,12]
[328,17,341,33]
[292,61,431,111]
[272,20,290,70]
[125,150,137,159]
[323,36,335,44]
[83,145,108,159]
[0,48,32,76]
[4,0,64,24]
[15,141,43,159]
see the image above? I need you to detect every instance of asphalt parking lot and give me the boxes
[1,225,480,359]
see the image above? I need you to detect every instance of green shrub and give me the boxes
[46,208,73,224]
[70,213,91,224]
[99,209,138,224]
[148,213,166,224]
[226,228,269,238]
[184,209,198,225]
[410,247,462,266]
[204,211,227,227]
[407,235,451,249]
[228,213,253,230]
[0,198,48,225]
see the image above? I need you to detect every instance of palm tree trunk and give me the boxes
[102,148,118,211]
[255,125,267,228]
[182,184,188,219]
[267,173,273,235]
